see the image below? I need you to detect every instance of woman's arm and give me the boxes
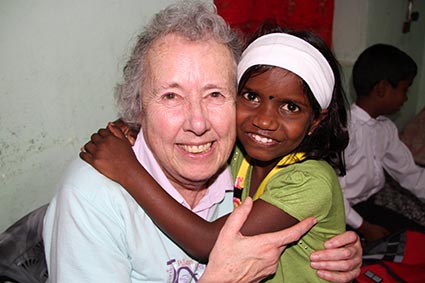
[200,198,317,283]
[310,231,362,282]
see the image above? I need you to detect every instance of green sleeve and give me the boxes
[259,160,336,222]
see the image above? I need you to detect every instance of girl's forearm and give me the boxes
[122,161,227,262]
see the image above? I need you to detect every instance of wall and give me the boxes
[333,0,425,128]
[0,0,175,232]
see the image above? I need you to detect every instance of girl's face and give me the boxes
[236,67,321,164]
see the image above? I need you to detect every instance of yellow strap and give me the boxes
[236,152,306,201]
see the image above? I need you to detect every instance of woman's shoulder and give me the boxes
[56,157,134,208]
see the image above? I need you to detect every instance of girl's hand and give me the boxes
[310,231,362,282]
[80,123,140,186]
[111,119,138,146]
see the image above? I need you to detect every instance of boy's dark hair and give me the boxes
[238,23,349,176]
[353,44,417,97]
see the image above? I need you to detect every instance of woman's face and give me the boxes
[140,34,236,191]
[236,67,320,164]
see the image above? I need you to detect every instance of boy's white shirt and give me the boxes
[340,103,425,228]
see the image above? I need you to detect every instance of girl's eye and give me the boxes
[242,91,260,103]
[282,102,300,112]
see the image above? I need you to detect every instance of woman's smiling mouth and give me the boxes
[178,142,213,153]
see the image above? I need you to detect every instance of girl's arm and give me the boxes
[80,123,298,261]
[81,124,219,261]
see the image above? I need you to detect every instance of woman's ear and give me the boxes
[308,109,328,135]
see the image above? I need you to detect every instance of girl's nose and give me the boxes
[252,104,279,130]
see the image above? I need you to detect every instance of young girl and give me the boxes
[82,27,349,282]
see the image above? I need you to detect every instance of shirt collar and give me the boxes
[132,132,232,214]
[351,103,386,125]
[351,104,372,122]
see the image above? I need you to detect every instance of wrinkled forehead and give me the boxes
[148,34,235,68]
[143,33,237,91]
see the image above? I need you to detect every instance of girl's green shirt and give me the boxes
[230,146,345,283]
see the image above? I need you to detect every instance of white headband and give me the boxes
[237,33,335,109]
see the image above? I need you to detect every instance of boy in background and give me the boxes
[340,44,425,244]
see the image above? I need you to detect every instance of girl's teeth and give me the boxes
[253,134,272,144]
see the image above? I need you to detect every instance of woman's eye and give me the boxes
[242,91,260,102]
[210,92,222,98]
[159,92,184,107]
[282,102,300,112]
[163,93,176,99]
[205,91,228,105]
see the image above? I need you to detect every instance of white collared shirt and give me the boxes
[339,104,425,228]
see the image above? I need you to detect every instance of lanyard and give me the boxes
[235,152,306,202]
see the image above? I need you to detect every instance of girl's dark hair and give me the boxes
[238,22,349,175]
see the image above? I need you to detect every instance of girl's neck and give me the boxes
[249,158,280,197]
